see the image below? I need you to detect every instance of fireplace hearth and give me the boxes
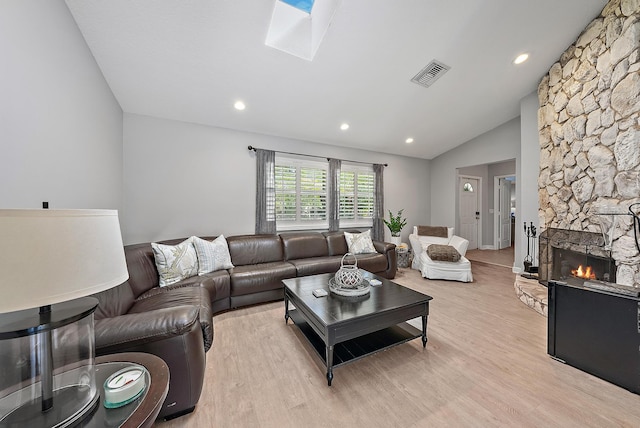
[539,228,615,286]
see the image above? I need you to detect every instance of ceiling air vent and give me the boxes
[411,60,450,88]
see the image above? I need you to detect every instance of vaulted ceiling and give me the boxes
[65,0,608,159]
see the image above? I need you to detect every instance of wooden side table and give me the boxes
[82,352,169,428]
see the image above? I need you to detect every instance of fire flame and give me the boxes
[571,265,596,279]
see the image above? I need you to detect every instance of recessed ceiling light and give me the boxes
[234,101,246,111]
[340,123,350,131]
[514,53,529,65]
[405,137,414,144]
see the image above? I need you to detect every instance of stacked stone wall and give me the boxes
[537,0,640,285]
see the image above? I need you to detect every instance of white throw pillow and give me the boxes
[192,235,234,275]
[344,230,377,254]
[151,237,199,287]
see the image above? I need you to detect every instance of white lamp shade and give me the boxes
[0,209,129,313]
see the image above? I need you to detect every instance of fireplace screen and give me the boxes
[539,228,615,286]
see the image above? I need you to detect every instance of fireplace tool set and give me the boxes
[523,222,538,278]
[592,202,640,252]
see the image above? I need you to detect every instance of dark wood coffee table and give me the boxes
[283,271,432,386]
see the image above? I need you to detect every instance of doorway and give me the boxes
[458,176,481,250]
[494,175,515,250]
[457,160,516,270]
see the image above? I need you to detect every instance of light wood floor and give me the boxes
[158,265,640,427]
[466,247,515,269]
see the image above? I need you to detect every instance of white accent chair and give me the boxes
[409,226,473,282]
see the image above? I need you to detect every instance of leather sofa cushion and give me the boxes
[171,269,230,304]
[350,253,388,274]
[227,234,284,266]
[93,282,135,319]
[229,261,296,297]
[288,256,342,276]
[132,286,214,351]
[288,253,387,278]
[323,231,349,256]
[124,242,161,297]
[281,232,328,260]
[230,289,283,309]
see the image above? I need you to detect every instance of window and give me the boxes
[272,156,375,231]
[275,155,327,230]
[339,163,374,227]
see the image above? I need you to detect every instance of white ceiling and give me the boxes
[65,0,608,160]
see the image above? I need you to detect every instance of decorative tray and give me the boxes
[328,277,371,297]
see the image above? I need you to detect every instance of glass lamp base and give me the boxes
[1,385,98,427]
[0,297,100,428]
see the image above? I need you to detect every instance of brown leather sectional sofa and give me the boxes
[91,231,396,420]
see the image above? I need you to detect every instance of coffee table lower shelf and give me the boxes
[288,308,422,370]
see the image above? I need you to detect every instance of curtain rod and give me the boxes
[247,145,388,167]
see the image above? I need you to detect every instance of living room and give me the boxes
[4,0,640,426]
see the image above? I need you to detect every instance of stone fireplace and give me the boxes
[537,0,640,287]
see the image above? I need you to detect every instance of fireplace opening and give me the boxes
[539,228,616,286]
[554,247,614,285]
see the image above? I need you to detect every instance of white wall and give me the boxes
[0,1,123,210]
[518,91,541,272]
[123,114,430,245]
[430,117,521,238]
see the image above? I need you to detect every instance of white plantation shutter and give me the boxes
[339,164,374,227]
[275,165,297,221]
[339,171,355,219]
[275,155,328,230]
[357,172,374,219]
[299,167,327,220]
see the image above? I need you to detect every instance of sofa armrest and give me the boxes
[449,235,470,257]
[409,234,423,255]
[94,306,200,351]
[132,286,213,352]
[373,240,397,279]
[95,307,207,419]
[373,240,394,254]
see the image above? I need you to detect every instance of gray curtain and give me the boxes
[372,163,385,241]
[327,158,341,232]
[255,149,276,234]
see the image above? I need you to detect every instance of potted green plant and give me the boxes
[383,209,407,245]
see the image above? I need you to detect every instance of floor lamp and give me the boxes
[0,209,129,427]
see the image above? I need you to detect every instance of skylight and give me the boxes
[265,0,340,61]
[281,0,315,14]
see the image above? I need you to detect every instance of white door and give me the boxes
[498,178,512,249]
[459,177,479,250]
